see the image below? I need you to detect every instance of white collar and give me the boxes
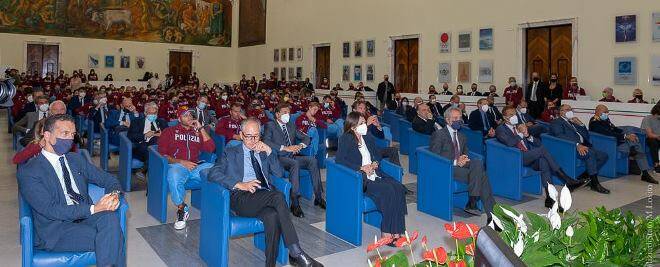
[42,149,64,161]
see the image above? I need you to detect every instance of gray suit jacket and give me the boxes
[207,144,284,190]
[429,127,468,160]
[263,120,311,157]
[190,108,216,127]
[13,112,42,135]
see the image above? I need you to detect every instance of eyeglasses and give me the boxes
[242,134,259,140]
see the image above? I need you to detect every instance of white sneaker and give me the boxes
[173,204,189,230]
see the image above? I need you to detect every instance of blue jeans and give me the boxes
[167,162,214,205]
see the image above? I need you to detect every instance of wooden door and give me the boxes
[315,46,330,87]
[169,51,193,81]
[394,38,419,93]
[26,44,59,77]
[526,25,572,86]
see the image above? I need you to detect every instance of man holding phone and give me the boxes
[158,106,216,230]
[128,102,168,162]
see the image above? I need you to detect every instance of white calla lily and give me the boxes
[559,185,572,211]
[532,231,540,242]
[547,183,558,201]
[501,206,518,220]
[517,214,528,234]
[566,225,574,237]
[513,234,524,257]
[490,212,503,230]
[549,209,562,230]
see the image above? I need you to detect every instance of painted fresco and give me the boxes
[0,0,232,47]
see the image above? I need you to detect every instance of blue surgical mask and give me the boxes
[600,113,609,120]
[324,103,330,108]
[52,138,74,155]
[198,102,206,110]
[450,120,463,130]
[146,114,157,122]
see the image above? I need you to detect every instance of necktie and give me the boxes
[198,110,204,124]
[519,113,526,123]
[482,112,490,130]
[41,112,47,119]
[451,131,460,161]
[531,82,538,101]
[151,122,158,132]
[282,124,292,146]
[249,151,270,190]
[100,108,105,124]
[58,156,86,204]
[120,111,126,122]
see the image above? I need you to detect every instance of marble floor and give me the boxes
[1,110,658,267]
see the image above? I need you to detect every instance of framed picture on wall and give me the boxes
[438,62,451,83]
[89,54,100,68]
[342,65,350,81]
[120,56,130,68]
[296,67,303,80]
[342,42,350,58]
[366,40,375,57]
[651,55,660,86]
[615,15,637,43]
[458,61,471,82]
[280,67,287,81]
[354,65,362,81]
[614,56,637,85]
[296,47,303,61]
[366,64,374,81]
[478,60,493,83]
[136,56,145,69]
[288,67,295,80]
[281,48,287,62]
[354,41,363,57]
[458,31,471,52]
[653,13,660,42]
[274,49,279,62]
[104,55,115,68]
[439,32,451,53]
[479,28,493,50]
[288,48,294,61]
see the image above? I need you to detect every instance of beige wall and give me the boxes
[239,0,660,100]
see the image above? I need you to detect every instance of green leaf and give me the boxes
[521,249,563,267]
[382,251,409,267]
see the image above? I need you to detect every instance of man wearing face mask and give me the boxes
[515,100,546,137]
[599,87,621,102]
[428,95,443,118]
[442,95,461,114]
[412,103,443,135]
[190,95,215,127]
[430,107,496,222]
[486,95,504,124]
[18,114,125,267]
[627,88,648,104]
[14,96,50,136]
[468,98,497,138]
[440,83,453,95]
[589,105,657,184]
[90,92,111,134]
[563,77,586,100]
[377,75,395,110]
[18,88,45,121]
[107,97,141,145]
[67,89,88,115]
[466,83,482,96]
[550,105,610,194]
[525,72,547,118]
[496,106,587,208]
[128,102,168,162]
[263,103,325,218]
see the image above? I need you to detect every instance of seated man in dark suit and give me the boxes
[353,101,401,166]
[430,107,495,222]
[550,104,610,194]
[13,95,50,136]
[127,102,168,162]
[190,95,216,128]
[17,114,125,267]
[263,103,325,218]
[89,92,111,135]
[428,94,444,119]
[412,103,443,135]
[106,96,141,146]
[468,98,496,138]
[207,119,323,267]
[496,106,586,208]
[588,104,657,184]
[442,95,461,114]
[515,100,547,137]
[486,95,503,124]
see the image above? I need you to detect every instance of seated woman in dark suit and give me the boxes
[335,112,407,242]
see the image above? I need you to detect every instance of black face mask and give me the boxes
[550,79,557,83]
[533,77,540,82]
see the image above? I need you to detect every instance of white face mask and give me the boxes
[519,108,527,114]
[509,82,517,87]
[355,124,368,136]
[27,95,34,103]
[480,105,489,112]
[565,111,575,119]
[38,104,49,112]
[280,113,290,123]
[509,115,519,125]
[221,95,228,100]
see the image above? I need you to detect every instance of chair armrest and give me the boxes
[468,151,484,162]
[200,152,217,163]
[590,132,618,152]
[20,216,33,267]
[270,175,292,206]
[118,195,129,235]
[380,158,403,183]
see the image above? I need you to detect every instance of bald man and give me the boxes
[588,105,657,184]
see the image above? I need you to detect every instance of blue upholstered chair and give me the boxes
[398,119,412,155]
[19,149,129,267]
[295,127,320,200]
[198,169,291,267]
[589,128,646,178]
[99,124,119,172]
[117,132,144,192]
[389,113,403,142]
[85,119,100,155]
[325,157,403,246]
[540,133,585,184]
[461,127,485,156]
[407,128,431,174]
[315,127,328,169]
[146,146,216,223]
[416,147,483,221]
[485,139,542,200]
[210,131,226,163]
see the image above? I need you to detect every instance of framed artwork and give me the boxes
[615,15,637,43]
[479,28,493,50]
[354,41,363,57]
[458,61,471,83]
[296,67,303,80]
[342,42,350,58]
[288,48,294,61]
[104,55,115,68]
[274,49,279,62]
[652,55,660,86]
[613,57,637,85]
[653,13,660,42]
[478,60,493,83]
[342,65,350,81]
[366,40,375,57]
[273,67,279,79]
[280,67,286,81]
[136,56,145,69]
[288,67,295,80]
[281,48,287,62]
[120,56,130,68]
[366,64,374,81]
[296,47,303,61]
[353,65,362,81]
[438,62,451,83]
[88,54,100,68]
[458,31,471,52]
[439,32,451,53]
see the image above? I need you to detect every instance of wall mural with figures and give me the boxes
[0,0,232,47]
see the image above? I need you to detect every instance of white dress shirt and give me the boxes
[143,119,160,142]
[41,150,95,214]
[530,81,538,101]
[357,136,378,181]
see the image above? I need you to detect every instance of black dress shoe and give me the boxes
[642,172,659,184]
[314,198,326,209]
[289,251,323,267]
[589,176,610,194]
[463,201,481,216]
[556,169,586,191]
[654,165,660,173]
[290,204,305,218]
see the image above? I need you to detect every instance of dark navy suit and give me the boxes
[468,109,496,137]
[550,118,608,175]
[106,109,142,146]
[515,110,547,137]
[127,117,168,162]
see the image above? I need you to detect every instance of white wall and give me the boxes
[239,0,660,100]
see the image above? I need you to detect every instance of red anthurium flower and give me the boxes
[465,242,475,256]
[421,235,428,246]
[395,230,419,247]
[466,223,480,238]
[444,222,471,240]
[367,236,394,252]
[449,260,467,267]
[374,259,381,267]
[408,230,419,242]
[422,247,447,264]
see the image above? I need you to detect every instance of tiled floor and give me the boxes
[1,110,658,267]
